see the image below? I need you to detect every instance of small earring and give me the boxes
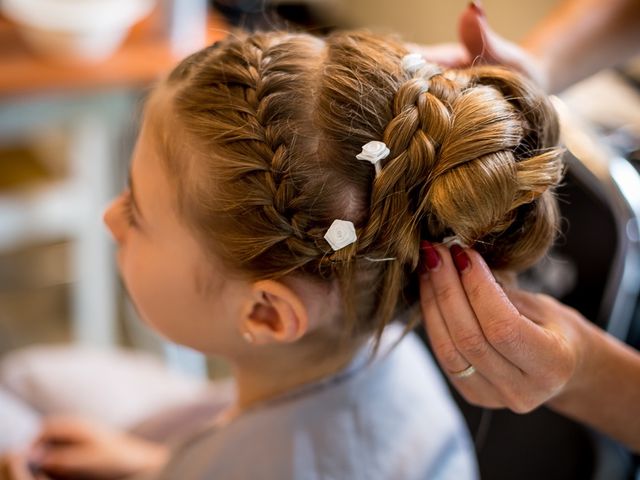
[242,330,255,344]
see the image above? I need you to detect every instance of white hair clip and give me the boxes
[442,235,469,248]
[324,219,357,251]
[356,141,390,176]
[402,53,443,79]
[402,53,427,74]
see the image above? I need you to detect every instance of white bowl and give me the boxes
[1,0,156,62]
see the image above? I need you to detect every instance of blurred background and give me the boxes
[0,1,639,479]
[0,0,571,377]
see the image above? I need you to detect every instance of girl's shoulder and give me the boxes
[160,323,478,480]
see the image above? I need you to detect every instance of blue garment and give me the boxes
[159,324,479,480]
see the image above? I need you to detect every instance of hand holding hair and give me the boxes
[0,453,48,480]
[456,2,550,90]
[433,0,640,93]
[25,416,168,480]
[409,3,549,89]
[419,243,640,453]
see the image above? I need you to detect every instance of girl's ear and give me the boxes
[241,280,309,345]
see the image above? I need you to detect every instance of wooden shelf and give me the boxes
[0,9,228,98]
[0,7,227,352]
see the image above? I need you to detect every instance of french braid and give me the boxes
[155,29,563,341]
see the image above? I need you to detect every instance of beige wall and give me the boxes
[329,0,561,44]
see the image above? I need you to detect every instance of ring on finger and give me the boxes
[449,364,476,379]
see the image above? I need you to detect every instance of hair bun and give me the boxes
[422,67,563,271]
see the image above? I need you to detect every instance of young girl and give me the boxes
[9,28,562,480]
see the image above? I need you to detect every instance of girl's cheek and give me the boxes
[117,246,144,306]
[115,247,127,277]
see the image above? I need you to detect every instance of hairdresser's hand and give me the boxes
[0,453,48,480]
[28,416,169,480]
[457,2,549,89]
[419,243,589,413]
[414,3,549,90]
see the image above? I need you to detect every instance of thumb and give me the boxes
[457,2,548,88]
[505,289,567,330]
[3,453,45,480]
[504,289,548,325]
[37,416,97,443]
[37,448,85,477]
[29,416,96,463]
[458,2,509,64]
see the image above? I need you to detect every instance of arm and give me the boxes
[419,242,640,452]
[523,0,640,92]
[547,318,640,450]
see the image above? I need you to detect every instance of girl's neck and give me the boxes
[231,340,361,410]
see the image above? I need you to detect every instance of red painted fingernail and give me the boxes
[450,244,470,273]
[469,0,485,17]
[420,240,441,272]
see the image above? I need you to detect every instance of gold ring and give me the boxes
[450,365,476,379]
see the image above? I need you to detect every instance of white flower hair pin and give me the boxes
[402,53,427,74]
[324,219,357,251]
[402,53,443,79]
[356,140,390,176]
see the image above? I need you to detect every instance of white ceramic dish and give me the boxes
[1,0,156,62]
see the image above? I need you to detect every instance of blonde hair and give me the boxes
[154,30,563,341]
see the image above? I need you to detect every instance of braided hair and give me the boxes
[152,30,563,341]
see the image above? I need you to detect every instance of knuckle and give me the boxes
[501,387,537,414]
[509,402,534,414]
[420,278,435,299]
[535,293,554,304]
[454,330,489,358]
[558,358,576,382]
[485,318,521,349]
[536,375,562,396]
[514,400,538,414]
[537,293,566,313]
[538,361,573,393]
[432,282,457,305]
[466,280,484,302]
[432,340,464,368]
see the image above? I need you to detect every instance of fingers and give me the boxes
[422,244,581,409]
[34,416,99,447]
[505,289,550,326]
[420,244,582,411]
[36,449,85,478]
[29,416,101,476]
[420,274,474,373]
[420,277,506,409]
[458,2,528,67]
[2,454,40,480]
[507,289,576,328]
[29,420,96,479]
[423,243,526,383]
[458,249,561,375]
[458,2,506,65]
[457,2,548,89]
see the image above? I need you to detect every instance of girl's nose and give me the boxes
[103,198,126,244]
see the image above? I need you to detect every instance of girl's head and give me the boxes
[105,30,562,358]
